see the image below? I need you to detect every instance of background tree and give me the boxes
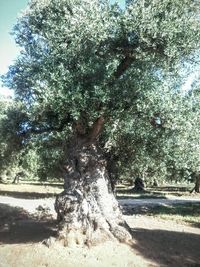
[2,0,200,246]
[0,96,25,182]
[108,77,200,192]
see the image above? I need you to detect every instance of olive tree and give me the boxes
[2,0,200,246]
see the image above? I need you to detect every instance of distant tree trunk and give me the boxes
[55,117,132,247]
[106,152,119,193]
[12,173,21,184]
[190,175,200,193]
[152,179,158,187]
[195,177,200,193]
[132,177,145,192]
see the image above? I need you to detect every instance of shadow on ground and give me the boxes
[117,193,167,200]
[122,203,200,228]
[132,228,200,267]
[0,203,57,244]
[116,185,192,197]
[0,203,200,267]
[0,190,58,199]
[148,186,191,192]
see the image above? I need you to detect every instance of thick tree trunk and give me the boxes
[54,118,132,247]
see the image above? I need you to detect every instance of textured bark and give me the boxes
[55,134,132,247]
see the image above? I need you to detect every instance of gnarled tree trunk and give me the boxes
[54,117,132,247]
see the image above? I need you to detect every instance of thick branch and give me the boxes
[111,41,165,81]
[88,116,105,142]
[110,37,166,81]
[140,42,166,57]
[66,4,73,15]
[113,55,135,79]
[73,121,87,137]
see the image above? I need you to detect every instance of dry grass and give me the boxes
[0,242,157,267]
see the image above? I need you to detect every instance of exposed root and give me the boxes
[42,236,56,248]
[105,219,133,245]
[55,216,133,247]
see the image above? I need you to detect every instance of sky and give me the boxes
[0,0,29,96]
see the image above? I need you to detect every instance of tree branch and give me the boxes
[113,55,135,79]
[140,40,166,58]
[88,116,105,142]
[66,4,73,16]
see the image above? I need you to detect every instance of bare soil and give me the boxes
[0,184,200,267]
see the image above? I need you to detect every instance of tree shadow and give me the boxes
[117,186,192,197]
[191,221,200,228]
[22,182,63,187]
[0,181,63,187]
[0,190,57,199]
[122,204,155,216]
[0,203,57,244]
[122,203,200,228]
[131,228,200,267]
[148,186,190,192]
[117,193,167,200]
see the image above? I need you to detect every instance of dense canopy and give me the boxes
[3,0,200,130]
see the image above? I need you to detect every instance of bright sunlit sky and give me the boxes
[0,0,198,97]
[0,0,30,96]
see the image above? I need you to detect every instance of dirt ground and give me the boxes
[0,191,200,267]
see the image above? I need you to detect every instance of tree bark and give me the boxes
[132,177,145,192]
[190,176,200,193]
[195,176,200,193]
[12,172,23,184]
[54,118,132,247]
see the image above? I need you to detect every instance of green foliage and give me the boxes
[0,96,65,181]
[0,97,23,178]
[104,79,200,184]
[1,0,200,182]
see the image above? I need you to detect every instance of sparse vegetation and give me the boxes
[148,203,200,227]
[0,183,200,266]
